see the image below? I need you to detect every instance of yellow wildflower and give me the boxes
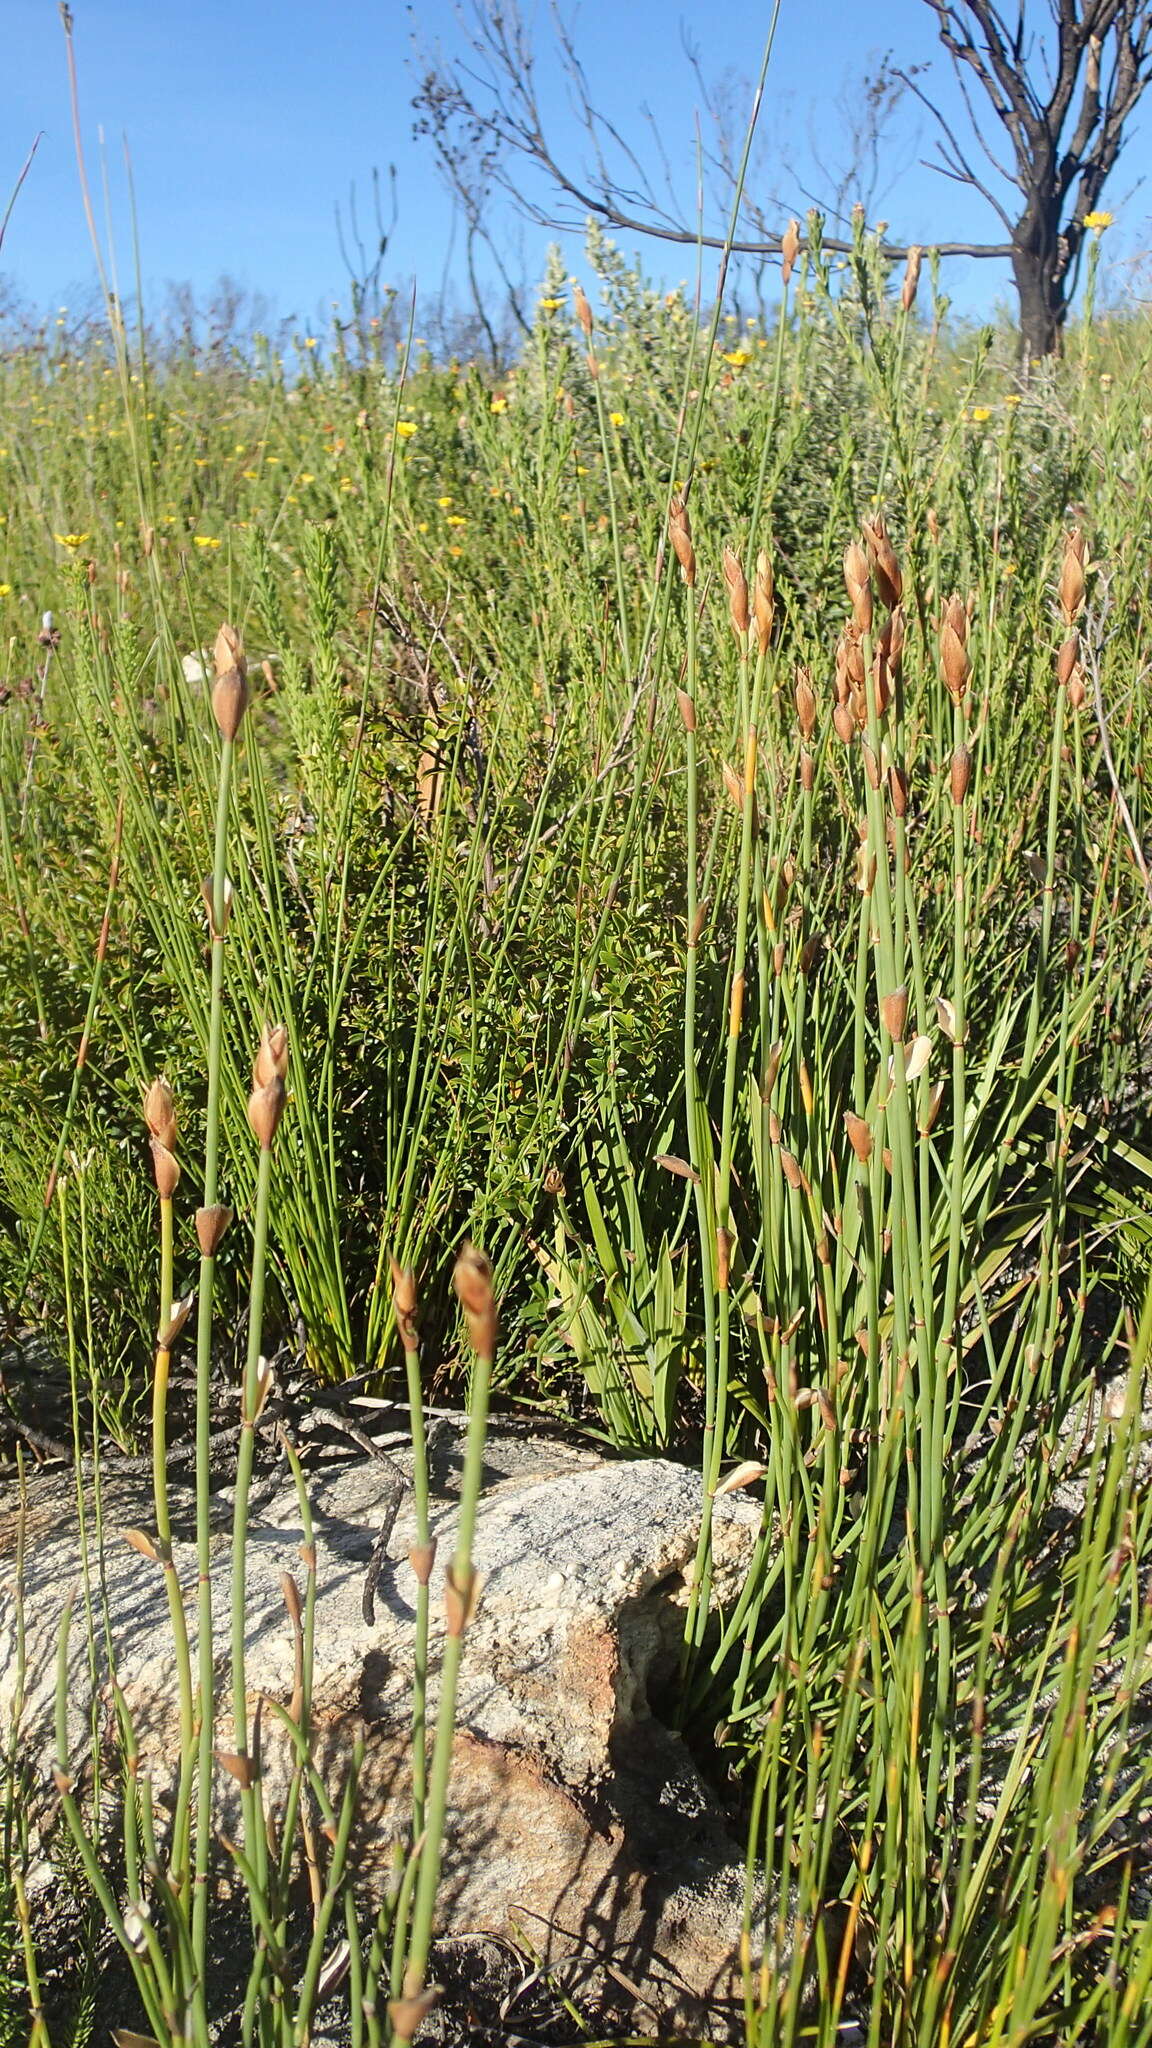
[1003,393,1022,406]
[609,411,624,426]
[193,535,221,549]
[971,406,992,423]
[437,495,454,508]
[299,472,315,483]
[446,515,467,527]
[490,394,508,412]
[54,533,90,548]
[1083,210,1113,230]
[303,336,318,348]
[538,296,565,310]
[0,584,10,596]
[722,349,752,368]
[395,421,417,439]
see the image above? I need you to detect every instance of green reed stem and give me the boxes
[394,1302,493,2038]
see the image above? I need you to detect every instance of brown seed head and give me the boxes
[950,745,972,803]
[391,1257,419,1349]
[780,218,801,284]
[247,1076,286,1150]
[939,623,971,702]
[921,1079,947,1136]
[668,497,696,586]
[453,1241,497,1356]
[212,665,249,743]
[832,702,855,746]
[862,513,902,610]
[888,763,908,817]
[1057,633,1080,686]
[158,1293,195,1350]
[253,1021,289,1088]
[879,604,905,681]
[143,1078,178,1151]
[901,245,922,313]
[388,1990,440,2043]
[871,652,891,721]
[880,984,908,1042]
[195,1204,233,1258]
[572,283,594,337]
[844,1110,872,1164]
[794,666,817,739]
[721,760,744,810]
[800,748,815,792]
[150,1139,180,1200]
[779,1148,805,1192]
[214,623,246,680]
[753,550,775,653]
[722,545,750,636]
[843,541,873,632]
[1058,530,1087,624]
[675,687,696,732]
[1066,671,1086,710]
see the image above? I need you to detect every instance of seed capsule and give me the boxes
[668,497,696,586]
[722,545,750,636]
[247,1077,286,1150]
[880,985,908,1042]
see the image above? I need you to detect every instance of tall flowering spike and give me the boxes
[668,497,696,586]
[862,512,903,611]
[843,542,873,633]
[454,1240,497,1358]
[212,622,248,742]
[1058,530,1087,624]
[752,550,774,654]
[722,545,750,637]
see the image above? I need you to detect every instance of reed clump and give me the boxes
[3,234,1152,2042]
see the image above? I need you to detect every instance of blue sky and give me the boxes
[2,0,1148,331]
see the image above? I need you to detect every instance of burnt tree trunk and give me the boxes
[1011,240,1067,360]
[1009,178,1072,361]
